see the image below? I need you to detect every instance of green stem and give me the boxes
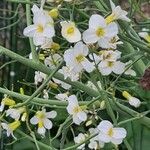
[0,45,99,97]
[63,133,98,150]
[16,129,53,150]
[25,0,38,61]
[14,61,64,108]
[0,87,87,106]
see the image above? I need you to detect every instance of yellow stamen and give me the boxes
[9,120,21,131]
[105,14,116,24]
[51,42,60,51]
[122,91,131,100]
[145,35,150,43]
[38,121,44,128]
[108,128,114,137]
[3,98,16,106]
[36,111,45,119]
[67,27,75,35]
[49,82,58,89]
[96,27,105,37]
[49,8,59,19]
[76,55,85,63]
[107,61,114,67]
[37,24,44,33]
[21,112,27,122]
[73,106,82,113]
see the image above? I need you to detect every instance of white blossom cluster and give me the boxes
[0,0,144,149]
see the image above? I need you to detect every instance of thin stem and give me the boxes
[25,0,38,61]
[13,61,64,108]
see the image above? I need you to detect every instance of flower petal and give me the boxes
[89,14,106,29]
[43,118,53,129]
[112,128,127,139]
[97,120,113,133]
[77,111,87,121]
[46,111,57,118]
[30,116,39,125]
[83,29,99,44]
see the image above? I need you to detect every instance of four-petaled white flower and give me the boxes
[98,60,125,76]
[23,5,55,46]
[83,14,118,48]
[123,91,141,108]
[44,53,62,69]
[64,42,95,73]
[60,21,81,43]
[74,133,86,150]
[105,0,130,24]
[1,120,21,139]
[98,120,127,145]
[6,107,26,121]
[30,109,57,136]
[67,95,87,125]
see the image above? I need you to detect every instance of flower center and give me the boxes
[36,111,45,119]
[73,106,82,113]
[3,98,16,106]
[96,27,105,37]
[108,128,114,137]
[9,120,21,131]
[38,121,44,128]
[76,55,85,63]
[37,24,44,33]
[67,27,75,35]
[107,61,114,67]
[122,91,131,100]
[145,35,150,43]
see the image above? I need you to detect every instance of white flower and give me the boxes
[41,38,53,49]
[98,120,127,145]
[105,0,130,24]
[30,109,57,136]
[74,133,86,149]
[1,120,21,139]
[55,93,69,101]
[98,36,123,49]
[23,5,55,46]
[6,107,26,120]
[99,50,121,62]
[64,42,95,73]
[60,66,80,81]
[60,21,81,43]
[122,91,141,108]
[88,128,104,150]
[67,95,87,125]
[44,54,62,69]
[0,97,16,112]
[83,14,118,48]
[34,71,46,85]
[139,32,150,43]
[98,60,125,76]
